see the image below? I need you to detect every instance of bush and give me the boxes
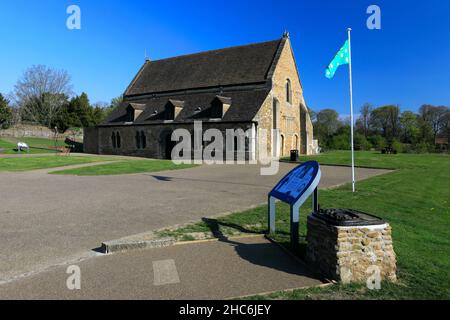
[330,133,350,150]
[354,134,372,151]
[369,135,387,151]
[402,144,415,153]
[391,140,404,153]
[414,141,434,154]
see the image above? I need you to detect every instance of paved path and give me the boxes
[30,161,120,175]
[0,236,323,299]
[0,162,390,285]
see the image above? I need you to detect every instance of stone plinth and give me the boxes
[306,214,397,284]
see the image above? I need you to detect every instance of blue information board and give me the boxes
[269,161,320,205]
[268,161,321,246]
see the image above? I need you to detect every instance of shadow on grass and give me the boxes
[12,147,61,153]
[201,217,263,239]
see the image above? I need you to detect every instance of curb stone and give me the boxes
[101,237,175,254]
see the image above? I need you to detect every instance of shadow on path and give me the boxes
[150,175,273,188]
[201,218,318,279]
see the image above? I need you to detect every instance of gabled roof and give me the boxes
[214,95,232,104]
[125,39,285,96]
[127,103,146,110]
[167,99,185,108]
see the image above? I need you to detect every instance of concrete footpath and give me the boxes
[0,236,324,300]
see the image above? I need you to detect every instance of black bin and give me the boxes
[290,149,299,162]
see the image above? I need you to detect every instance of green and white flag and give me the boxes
[325,40,350,79]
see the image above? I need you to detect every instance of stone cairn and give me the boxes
[306,212,397,284]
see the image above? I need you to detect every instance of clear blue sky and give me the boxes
[1,0,449,115]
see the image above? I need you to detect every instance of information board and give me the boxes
[268,161,321,247]
[269,161,320,204]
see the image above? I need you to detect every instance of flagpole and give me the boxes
[347,28,356,193]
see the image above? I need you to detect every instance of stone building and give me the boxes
[84,33,315,160]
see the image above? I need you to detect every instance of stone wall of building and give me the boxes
[83,127,99,154]
[306,215,397,284]
[96,122,255,160]
[254,37,314,157]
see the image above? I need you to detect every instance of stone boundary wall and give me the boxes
[0,124,83,140]
[306,215,397,284]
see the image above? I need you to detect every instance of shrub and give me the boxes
[369,135,387,151]
[414,141,434,153]
[391,140,404,153]
[402,144,415,153]
[354,134,372,151]
[330,133,350,150]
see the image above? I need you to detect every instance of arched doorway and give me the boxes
[161,130,176,160]
[280,134,285,157]
[293,134,299,150]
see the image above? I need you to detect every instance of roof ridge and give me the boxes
[147,38,282,64]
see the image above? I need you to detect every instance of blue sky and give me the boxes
[0,0,449,115]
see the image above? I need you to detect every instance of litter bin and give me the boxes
[290,149,299,162]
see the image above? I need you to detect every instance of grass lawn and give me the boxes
[50,159,196,175]
[0,137,70,154]
[156,151,450,299]
[0,155,114,172]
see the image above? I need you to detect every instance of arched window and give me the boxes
[111,132,116,148]
[116,132,121,148]
[272,98,279,130]
[135,131,141,149]
[141,131,147,149]
[286,79,292,104]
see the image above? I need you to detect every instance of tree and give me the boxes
[359,103,372,137]
[14,65,73,128]
[312,109,341,149]
[0,93,13,129]
[67,92,92,127]
[419,105,450,140]
[399,111,419,143]
[370,105,400,140]
[110,95,124,109]
[316,109,340,136]
[91,101,113,126]
[330,125,351,150]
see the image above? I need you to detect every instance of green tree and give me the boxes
[0,94,13,129]
[354,133,372,150]
[68,92,92,127]
[419,105,450,141]
[110,95,124,109]
[52,101,72,132]
[368,135,387,151]
[370,105,400,139]
[359,103,372,137]
[91,102,113,126]
[316,109,340,136]
[399,111,420,144]
[313,108,342,149]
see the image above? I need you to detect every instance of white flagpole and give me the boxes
[347,28,356,193]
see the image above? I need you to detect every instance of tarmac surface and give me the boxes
[0,159,391,295]
[0,236,323,299]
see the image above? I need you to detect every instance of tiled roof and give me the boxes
[125,39,283,96]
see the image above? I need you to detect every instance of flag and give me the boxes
[325,40,350,79]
